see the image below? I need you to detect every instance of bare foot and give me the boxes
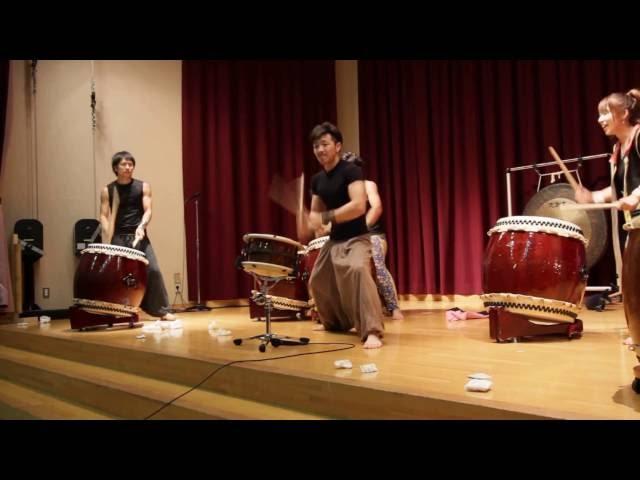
[312,324,325,331]
[363,334,382,349]
[348,327,357,333]
[623,336,634,346]
[161,313,177,321]
[391,309,404,320]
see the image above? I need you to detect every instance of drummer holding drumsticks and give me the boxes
[299,122,385,349]
[573,89,640,390]
[99,151,177,322]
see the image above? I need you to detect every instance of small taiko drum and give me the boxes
[241,234,304,278]
[249,246,310,320]
[73,243,148,319]
[622,220,640,392]
[481,216,588,324]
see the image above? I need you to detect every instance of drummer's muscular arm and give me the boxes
[330,180,367,224]
[592,186,612,204]
[99,187,110,235]
[309,182,367,229]
[364,180,382,228]
[140,182,152,226]
[136,182,152,240]
[307,195,326,234]
[575,186,611,204]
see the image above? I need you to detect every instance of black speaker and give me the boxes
[14,219,44,260]
[74,219,101,255]
[14,219,43,311]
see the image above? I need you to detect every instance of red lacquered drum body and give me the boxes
[73,243,148,317]
[481,216,588,323]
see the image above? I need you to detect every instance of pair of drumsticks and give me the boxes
[548,147,616,211]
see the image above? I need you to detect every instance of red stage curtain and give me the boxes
[358,60,640,294]
[182,61,336,300]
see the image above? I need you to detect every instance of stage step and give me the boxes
[0,378,113,419]
[0,327,549,419]
[0,345,327,420]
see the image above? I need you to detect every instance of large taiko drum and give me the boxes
[622,221,640,392]
[481,216,588,324]
[241,234,304,278]
[73,243,148,318]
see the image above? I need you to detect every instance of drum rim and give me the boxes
[82,243,149,265]
[488,215,587,245]
[85,243,147,256]
[493,215,583,232]
[307,235,330,249]
[241,260,294,275]
[74,298,140,315]
[242,233,303,249]
[480,292,580,323]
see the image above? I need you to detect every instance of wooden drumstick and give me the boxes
[559,202,618,211]
[298,172,304,216]
[296,172,309,243]
[548,146,580,192]
[104,186,119,245]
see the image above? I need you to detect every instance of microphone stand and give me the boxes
[184,195,211,312]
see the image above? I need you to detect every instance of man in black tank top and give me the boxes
[99,151,175,321]
[301,122,385,349]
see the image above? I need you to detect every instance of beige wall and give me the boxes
[1,59,359,309]
[335,60,360,154]
[1,60,186,311]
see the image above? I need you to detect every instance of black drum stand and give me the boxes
[233,273,309,352]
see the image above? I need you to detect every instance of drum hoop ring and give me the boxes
[74,298,140,315]
[480,292,579,323]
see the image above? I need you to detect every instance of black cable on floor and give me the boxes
[143,341,356,420]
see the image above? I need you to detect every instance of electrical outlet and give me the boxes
[42,287,50,298]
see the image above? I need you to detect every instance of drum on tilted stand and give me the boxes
[241,233,309,320]
[69,243,148,330]
[248,246,310,321]
[235,233,310,352]
[481,216,588,342]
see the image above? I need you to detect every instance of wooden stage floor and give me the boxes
[1,296,639,419]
